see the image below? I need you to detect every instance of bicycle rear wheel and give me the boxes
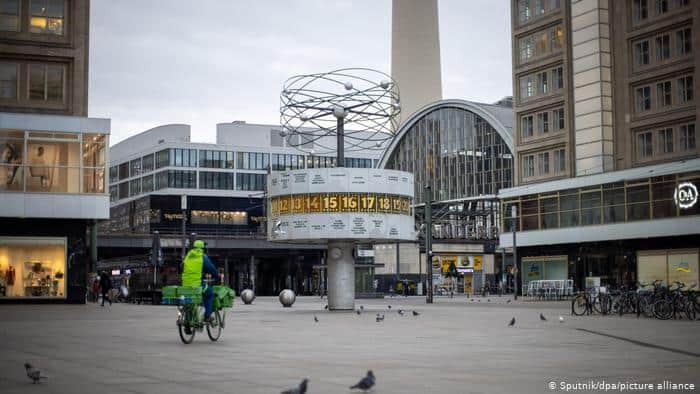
[178,307,196,344]
[206,310,222,341]
[572,295,587,316]
[594,294,611,315]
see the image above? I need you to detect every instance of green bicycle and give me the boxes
[163,283,235,344]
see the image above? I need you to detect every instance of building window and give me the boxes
[676,28,692,56]
[155,149,169,169]
[656,81,672,108]
[554,108,565,131]
[235,172,266,191]
[518,0,531,23]
[521,116,534,139]
[677,75,693,103]
[0,0,19,32]
[169,148,197,168]
[655,0,668,14]
[552,66,563,90]
[635,86,651,112]
[0,62,18,99]
[634,40,650,66]
[129,178,141,197]
[237,151,269,170]
[519,36,534,62]
[536,71,548,95]
[118,162,129,180]
[550,26,563,50]
[199,171,234,190]
[142,175,154,193]
[680,123,696,151]
[28,63,63,102]
[142,154,154,173]
[633,0,648,23]
[199,150,234,169]
[118,182,128,199]
[637,131,653,158]
[655,34,670,61]
[522,155,535,178]
[30,0,64,35]
[537,152,550,175]
[537,112,549,134]
[129,158,142,177]
[657,128,673,154]
[109,165,118,183]
[535,0,545,15]
[519,74,534,99]
[554,149,565,172]
[167,170,196,189]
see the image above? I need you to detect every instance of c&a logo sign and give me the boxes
[674,182,698,209]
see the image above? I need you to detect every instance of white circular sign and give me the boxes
[674,182,698,209]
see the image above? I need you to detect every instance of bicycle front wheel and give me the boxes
[653,299,673,320]
[206,310,222,341]
[572,295,587,316]
[593,294,611,315]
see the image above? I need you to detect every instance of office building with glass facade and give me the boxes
[374,99,515,295]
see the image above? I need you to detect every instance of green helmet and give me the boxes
[193,240,205,249]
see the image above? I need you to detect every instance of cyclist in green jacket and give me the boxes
[182,240,219,322]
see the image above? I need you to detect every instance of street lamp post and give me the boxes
[425,184,433,304]
[511,205,518,301]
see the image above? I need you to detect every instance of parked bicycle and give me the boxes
[571,289,611,316]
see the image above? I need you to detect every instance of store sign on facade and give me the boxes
[674,182,698,209]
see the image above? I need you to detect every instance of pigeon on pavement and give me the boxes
[559,316,564,323]
[506,299,512,303]
[314,315,319,323]
[324,305,328,310]
[356,309,362,315]
[360,305,364,311]
[350,370,376,391]
[487,299,491,302]
[539,313,547,321]
[376,314,385,322]
[508,317,516,327]
[387,305,392,309]
[398,309,404,316]
[24,363,47,384]
[281,378,308,394]
[412,310,420,316]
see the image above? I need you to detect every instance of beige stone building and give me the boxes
[0,0,90,116]
[502,0,699,294]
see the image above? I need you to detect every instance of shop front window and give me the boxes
[26,133,80,193]
[0,237,66,298]
[0,130,24,192]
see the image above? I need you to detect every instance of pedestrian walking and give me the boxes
[99,271,113,307]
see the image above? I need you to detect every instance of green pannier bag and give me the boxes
[213,285,235,309]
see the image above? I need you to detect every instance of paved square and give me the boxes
[0,297,698,393]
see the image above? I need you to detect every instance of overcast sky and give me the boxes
[89,0,512,145]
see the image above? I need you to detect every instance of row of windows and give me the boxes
[191,210,247,226]
[633,27,692,69]
[503,172,699,232]
[0,0,65,35]
[199,171,234,190]
[271,153,305,171]
[199,150,234,169]
[519,66,563,101]
[517,0,561,25]
[519,24,563,64]
[633,0,690,25]
[110,149,376,184]
[110,171,269,202]
[0,61,64,102]
[521,148,566,179]
[634,75,693,113]
[520,107,565,140]
[636,122,696,160]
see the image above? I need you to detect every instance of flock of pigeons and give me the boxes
[282,370,375,394]
[315,304,420,325]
